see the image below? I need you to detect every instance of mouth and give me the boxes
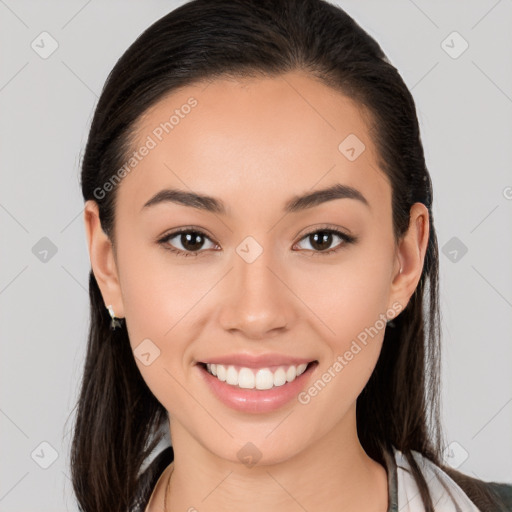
[196,359,319,413]
[196,360,319,390]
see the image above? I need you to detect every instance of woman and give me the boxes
[71,0,512,510]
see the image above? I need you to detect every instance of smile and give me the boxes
[204,362,310,390]
[196,360,318,414]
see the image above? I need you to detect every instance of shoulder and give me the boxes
[130,446,174,512]
[387,446,512,511]
[452,474,512,512]
[402,448,512,512]
[485,481,512,510]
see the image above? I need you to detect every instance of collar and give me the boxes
[383,445,481,512]
[382,445,399,512]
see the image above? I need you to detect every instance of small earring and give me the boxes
[399,266,403,274]
[107,304,123,331]
[386,309,398,328]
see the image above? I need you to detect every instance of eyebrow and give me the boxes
[141,183,369,215]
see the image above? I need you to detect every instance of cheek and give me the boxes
[116,237,212,343]
[115,242,208,409]
[292,243,393,396]
[294,247,392,341]
[295,273,389,417]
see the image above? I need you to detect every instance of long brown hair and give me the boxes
[70,0,505,510]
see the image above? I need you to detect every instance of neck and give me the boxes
[163,406,389,512]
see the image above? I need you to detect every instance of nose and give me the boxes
[217,241,297,340]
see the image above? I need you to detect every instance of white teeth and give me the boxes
[238,368,255,388]
[255,368,274,390]
[286,365,296,382]
[216,364,226,382]
[297,363,307,375]
[226,365,238,385]
[205,362,310,390]
[273,367,287,387]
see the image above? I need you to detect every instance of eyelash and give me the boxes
[157,225,357,258]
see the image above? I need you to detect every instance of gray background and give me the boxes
[1,0,511,510]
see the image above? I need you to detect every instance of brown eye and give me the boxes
[158,226,356,258]
[159,229,217,257]
[176,232,206,251]
[308,231,335,251]
[294,228,356,255]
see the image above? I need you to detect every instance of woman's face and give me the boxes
[86,70,427,465]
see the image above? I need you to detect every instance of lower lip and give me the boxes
[196,362,318,414]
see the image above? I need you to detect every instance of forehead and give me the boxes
[116,70,390,218]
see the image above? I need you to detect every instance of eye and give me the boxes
[157,226,357,258]
[293,227,356,256]
[157,228,218,257]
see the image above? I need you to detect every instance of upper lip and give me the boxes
[198,353,316,369]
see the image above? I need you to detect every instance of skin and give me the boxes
[84,70,429,512]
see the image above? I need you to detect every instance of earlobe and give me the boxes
[83,200,125,318]
[388,203,430,313]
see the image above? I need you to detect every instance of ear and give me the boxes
[388,202,430,317]
[84,200,125,318]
